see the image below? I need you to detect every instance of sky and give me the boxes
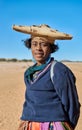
[0,0,82,61]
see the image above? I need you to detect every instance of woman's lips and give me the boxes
[35,52,43,57]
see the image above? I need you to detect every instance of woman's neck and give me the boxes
[36,57,51,66]
[36,61,45,66]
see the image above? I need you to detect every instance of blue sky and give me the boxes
[0,0,82,61]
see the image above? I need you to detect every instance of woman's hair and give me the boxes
[23,38,59,53]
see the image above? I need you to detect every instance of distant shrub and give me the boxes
[27,59,32,62]
[0,58,6,61]
[0,58,32,62]
[7,58,18,62]
[22,59,28,62]
[20,59,32,62]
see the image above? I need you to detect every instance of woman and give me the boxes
[12,24,80,130]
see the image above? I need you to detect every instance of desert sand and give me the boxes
[0,61,82,130]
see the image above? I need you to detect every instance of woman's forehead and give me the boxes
[32,37,48,42]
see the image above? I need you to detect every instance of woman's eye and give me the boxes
[31,42,37,46]
[31,41,49,47]
[41,42,48,47]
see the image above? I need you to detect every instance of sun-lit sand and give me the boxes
[0,61,82,130]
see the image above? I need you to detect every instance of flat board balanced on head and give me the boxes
[12,24,73,42]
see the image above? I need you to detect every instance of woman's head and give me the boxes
[24,37,59,53]
[12,24,72,64]
[24,36,59,65]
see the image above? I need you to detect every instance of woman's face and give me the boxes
[31,37,51,65]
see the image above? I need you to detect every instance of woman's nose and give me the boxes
[36,43,42,49]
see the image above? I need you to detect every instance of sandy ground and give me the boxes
[0,61,82,130]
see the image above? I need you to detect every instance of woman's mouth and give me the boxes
[35,51,43,55]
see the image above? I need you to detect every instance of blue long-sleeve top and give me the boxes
[21,59,80,129]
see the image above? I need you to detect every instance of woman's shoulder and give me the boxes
[54,60,75,76]
[55,60,69,72]
[54,60,76,80]
[24,64,35,76]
